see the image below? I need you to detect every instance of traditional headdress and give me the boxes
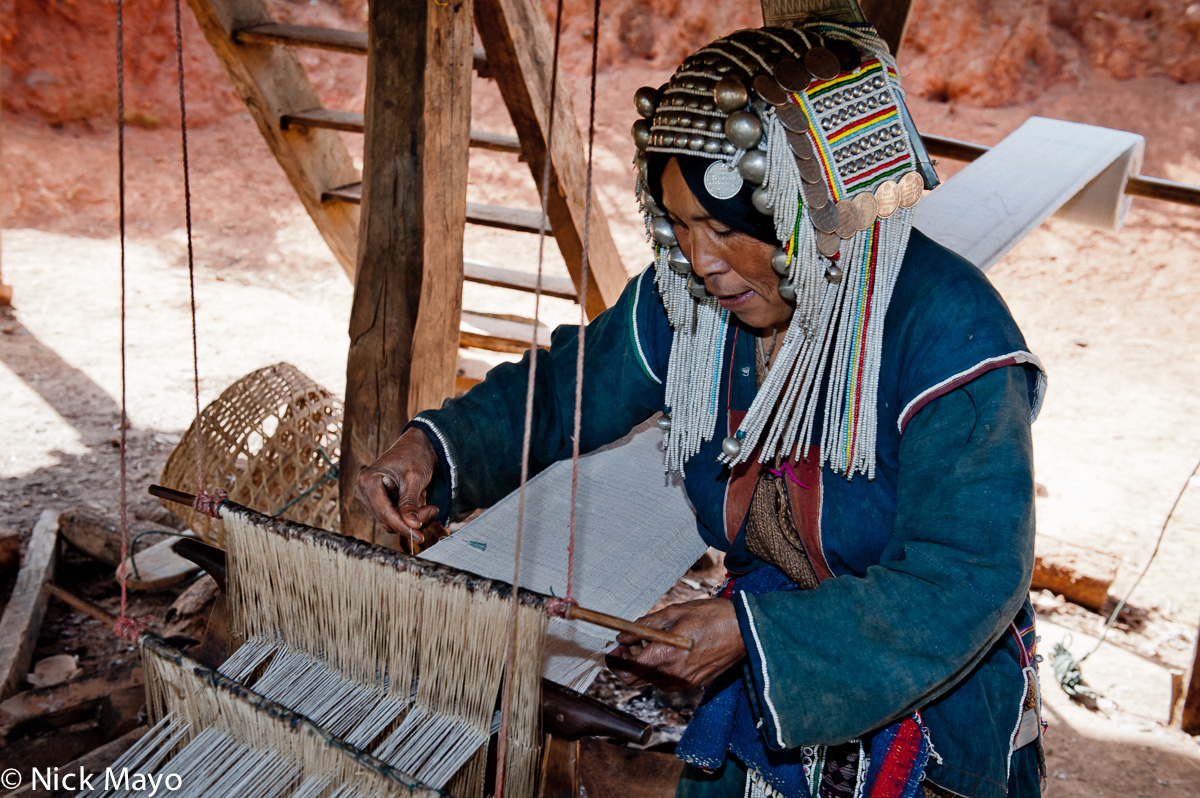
[632,22,937,479]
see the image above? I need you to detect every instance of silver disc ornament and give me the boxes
[738,149,768,185]
[704,160,745,201]
[634,86,659,119]
[650,216,678,247]
[667,246,692,274]
[771,247,791,276]
[725,111,763,150]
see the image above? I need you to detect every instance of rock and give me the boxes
[161,575,219,643]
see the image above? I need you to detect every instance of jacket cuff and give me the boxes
[735,591,789,751]
[404,415,455,524]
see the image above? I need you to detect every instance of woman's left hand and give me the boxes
[605,598,746,692]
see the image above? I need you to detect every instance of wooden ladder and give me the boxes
[187,0,630,541]
[187,0,626,381]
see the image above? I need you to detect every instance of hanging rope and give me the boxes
[112,0,150,644]
[565,0,602,608]
[494,0,568,794]
[173,0,226,520]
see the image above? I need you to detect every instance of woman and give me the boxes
[357,22,1046,798]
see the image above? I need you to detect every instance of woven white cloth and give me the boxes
[421,421,706,690]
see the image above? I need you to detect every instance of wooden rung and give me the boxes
[460,311,551,354]
[281,109,521,154]
[464,260,576,300]
[466,203,549,234]
[234,24,489,74]
[322,184,550,235]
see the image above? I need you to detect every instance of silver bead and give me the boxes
[725,111,763,150]
[641,190,664,216]
[651,216,678,246]
[722,436,742,458]
[721,141,737,155]
[738,149,768,185]
[657,414,672,432]
[777,276,796,302]
[667,246,692,274]
[713,76,749,112]
[709,119,725,133]
[634,86,659,119]
[674,132,690,148]
[631,118,651,151]
[677,113,693,128]
[687,273,709,298]
[703,139,722,154]
[751,186,774,215]
[771,247,790,276]
[688,134,706,150]
[825,262,843,284]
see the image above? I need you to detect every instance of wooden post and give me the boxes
[474,0,628,320]
[1182,615,1200,735]
[858,0,915,55]
[339,0,473,544]
[186,0,362,278]
[0,511,59,699]
[0,32,10,308]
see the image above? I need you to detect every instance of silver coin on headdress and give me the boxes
[703,161,745,201]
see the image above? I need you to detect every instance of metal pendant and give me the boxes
[704,161,745,201]
[722,436,742,458]
[687,273,709,298]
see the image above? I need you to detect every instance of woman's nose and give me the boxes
[687,235,728,278]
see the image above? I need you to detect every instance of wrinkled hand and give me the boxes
[605,599,746,692]
[353,427,441,544]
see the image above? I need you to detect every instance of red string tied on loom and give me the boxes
[543,596,578,619]
[193,488,228,518]
[112,613,153,643]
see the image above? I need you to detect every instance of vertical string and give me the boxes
[566,0,602,605]
[112,0,144,643]
[173,0,203,494]
[494,1,566,794]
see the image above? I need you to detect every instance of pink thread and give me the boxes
[113,614,152,643]
[544,597,578,619]
[767,462,809,489]
[193,488,228,518]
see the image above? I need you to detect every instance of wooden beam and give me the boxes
[474,0,628,320]
[464,260,576,300]
[0,664,143,740]
[460,311,550,354]
[0,30,9,308]
[186,0,361,278]
[339,0,474,544]
[234,24,490,75]
[280,109,522,154]
[0,510,59,699]
[323,184,550,235]
[858,0,915,55]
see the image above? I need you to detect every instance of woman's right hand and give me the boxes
[353,427,441,543]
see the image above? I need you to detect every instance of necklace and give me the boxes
[756,328,779,373]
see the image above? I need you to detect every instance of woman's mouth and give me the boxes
[717,290,755,310]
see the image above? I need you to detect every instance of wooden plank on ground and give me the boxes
[116,537,201,591]
[0,665,143,740]
[460,311,550,354]
[339,0,474,544]
[281,109,522,153]
[464,260,576,299]
[0,510,59,699]
[474,0,627,319]
[187,0,361,278]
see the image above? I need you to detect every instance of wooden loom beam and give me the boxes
[339,0,474,545]
[473,0,627,320]
[0,32,9,308]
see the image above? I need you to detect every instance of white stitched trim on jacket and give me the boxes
[896,350,1046,433]
[631,270,663,385]
[740,592,785,749]
[412,414,458,503]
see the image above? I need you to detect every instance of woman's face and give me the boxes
[660,158,794,332]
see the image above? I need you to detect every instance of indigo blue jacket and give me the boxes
[410,231,1047,798]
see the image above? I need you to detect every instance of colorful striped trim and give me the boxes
[827,107,899,144]
[629,269,663,385]
[842,222,879,467]
[806,58,898,99]
[844,155,910,191]
[787,92,842,202]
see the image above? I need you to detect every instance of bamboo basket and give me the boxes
[159,363,342,544]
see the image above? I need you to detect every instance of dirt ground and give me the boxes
[2,20,1200,798]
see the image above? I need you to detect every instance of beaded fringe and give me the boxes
[640,25,917,480]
